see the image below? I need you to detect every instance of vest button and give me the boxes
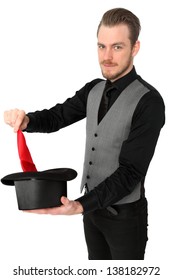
[106,91,111,97]
[89,161,92,165]
[92,147,95,151]
[94,133,98,137]
[87,175,90,179]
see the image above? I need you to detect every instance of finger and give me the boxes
[61,196,70,206]
[4,110,13,125]
[11,109,19,125]
[24,209,49,214]
[14,110,26,132]
[23,206,62,215]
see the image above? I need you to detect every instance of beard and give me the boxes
[100,56,133,82]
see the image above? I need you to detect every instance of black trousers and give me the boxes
[83,198,148,260]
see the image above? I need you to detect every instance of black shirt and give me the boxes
[26,67,165,214]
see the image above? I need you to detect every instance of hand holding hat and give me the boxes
[25,196,83,215]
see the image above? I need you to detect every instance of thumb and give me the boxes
[61,196,70,206]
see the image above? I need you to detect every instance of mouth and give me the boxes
[103,64,115,67]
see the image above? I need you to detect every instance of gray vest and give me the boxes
[81,79,150,204]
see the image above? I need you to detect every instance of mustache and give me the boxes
[101,60,118,66]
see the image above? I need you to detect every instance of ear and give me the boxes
[132,40,140,57]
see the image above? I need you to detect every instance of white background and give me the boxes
[0,0,172,279]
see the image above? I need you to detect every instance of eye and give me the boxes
[98,44,105,49]
[113,45,122,50]
[114,45,122,50]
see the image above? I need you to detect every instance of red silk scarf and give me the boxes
[17,130,37,172]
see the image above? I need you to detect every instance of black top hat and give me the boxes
[1,168,77,210]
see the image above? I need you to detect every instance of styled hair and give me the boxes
[97,8,141,46]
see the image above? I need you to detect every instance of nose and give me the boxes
[104,47,113,61]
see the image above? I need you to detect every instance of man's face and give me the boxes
[97,24,139,82]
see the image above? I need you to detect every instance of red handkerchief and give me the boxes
[17,130,37,172]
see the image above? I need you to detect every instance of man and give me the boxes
[4,8,165,260]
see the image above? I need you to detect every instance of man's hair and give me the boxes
[97,8,141,46]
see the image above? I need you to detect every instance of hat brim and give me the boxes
[1,168,77,186]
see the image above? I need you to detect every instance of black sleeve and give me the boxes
[76,90,165,213]
[26,79,102,133]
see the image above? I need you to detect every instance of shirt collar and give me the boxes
[106,66,138,92]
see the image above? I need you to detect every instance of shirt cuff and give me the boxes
[24,114,36,132]
[75,191,99,214]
